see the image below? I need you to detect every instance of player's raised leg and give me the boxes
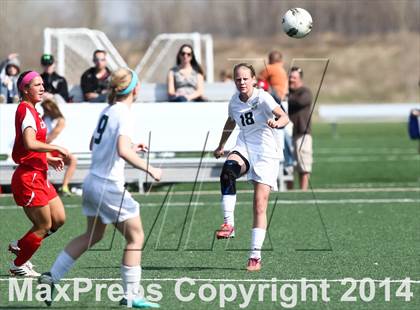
[216,152,248,239]
[247,182,271,272]
[115,216,160,308]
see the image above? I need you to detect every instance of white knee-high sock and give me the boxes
[121,265,142,300]
[221,195,236,226]
[249,228,266,259]
[50,250,76,283]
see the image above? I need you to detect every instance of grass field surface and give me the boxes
[0,122,419,309]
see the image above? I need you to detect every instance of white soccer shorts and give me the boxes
[82,174,139,224]
[231,145,280,191]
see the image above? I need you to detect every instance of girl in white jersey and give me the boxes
[214,63,289,272]
[39,68,162,308]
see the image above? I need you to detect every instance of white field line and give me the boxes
[0,277,419,283]
[0,198,419,210]
[320,182,420,189]
[316,148,418,154]
[316,155,419,162]
[0,187,418,199]
[136,187,420,196]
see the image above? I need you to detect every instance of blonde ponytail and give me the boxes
[108,68,133,104]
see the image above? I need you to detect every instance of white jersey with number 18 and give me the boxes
[228,88,283,159]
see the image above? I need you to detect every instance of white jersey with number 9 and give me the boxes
[89,102,134,184]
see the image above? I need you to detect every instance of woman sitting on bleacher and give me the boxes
[167,44,206,102]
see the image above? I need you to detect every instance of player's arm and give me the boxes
[214,117,236,158]
[23,127,68,157]
[46,117,65,143]
[117,135,161,181]
[267,106,289,129]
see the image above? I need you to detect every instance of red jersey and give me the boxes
[12,101,48,171]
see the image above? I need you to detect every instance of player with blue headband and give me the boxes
[40,67,162,309]
[117,69,139,96]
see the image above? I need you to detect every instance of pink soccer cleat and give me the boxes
[246,258,262,272]
[216,223,235,239]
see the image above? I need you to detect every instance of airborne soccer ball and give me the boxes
[282,8,312,38]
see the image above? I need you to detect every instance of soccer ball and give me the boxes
[282,8,312,38]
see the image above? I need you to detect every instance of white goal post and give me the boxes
[43,29,215,87]
[43,28,128,87]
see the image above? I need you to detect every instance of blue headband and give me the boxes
[118,70,138,95]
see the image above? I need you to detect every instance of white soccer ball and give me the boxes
[282,8,313,38]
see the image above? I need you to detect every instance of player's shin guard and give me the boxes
[14,231,43,266]
[220,160,241,195]
[220,160,242,226]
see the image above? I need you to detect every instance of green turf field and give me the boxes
[0,122,419,309]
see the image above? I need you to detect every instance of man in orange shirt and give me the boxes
[258,51,288,102]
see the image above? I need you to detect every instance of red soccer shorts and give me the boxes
[11,166,57,207]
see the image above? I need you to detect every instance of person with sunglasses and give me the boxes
[167,44,206,102]
[80,49,111,103]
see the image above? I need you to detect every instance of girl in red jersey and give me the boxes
[9,70,69,277]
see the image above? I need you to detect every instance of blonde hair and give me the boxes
[108,68,135,104]
[41,98,63,119]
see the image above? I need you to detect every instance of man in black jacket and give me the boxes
[80,50,111,103]
[40,54,69,102]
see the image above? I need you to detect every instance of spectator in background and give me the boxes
[167,44,206,102]
[258,50,288,102]
[40,54,69,103]
[259,51,295,182]
[408,108,420,154]
[41,98,77,196]
[220,69,233,83]
[0,53,21,103]
[80,50,111,102]
[288,67,313,191]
